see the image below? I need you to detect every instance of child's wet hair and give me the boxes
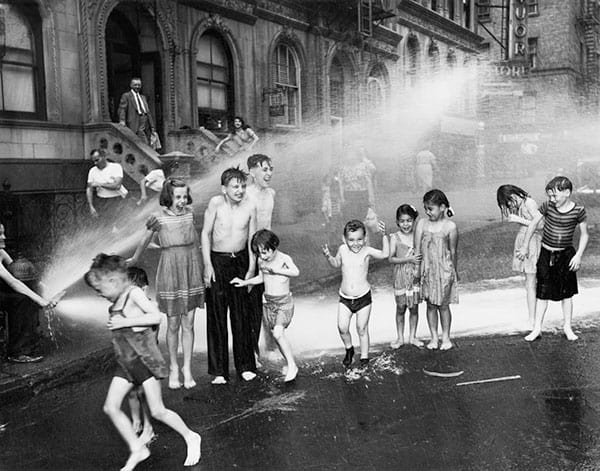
[127,266,149,288]
[85,253,127,286]
[159,178,192,207]
[343,219,366,237]
[423,189,454,217]
[545,176,572,193]
[496,184,529,217]
[247,154,272,169]
[251,229,280,254]
[396,204,418,222]
[221,166,248,186]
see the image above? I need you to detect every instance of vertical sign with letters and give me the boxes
[508,0,528,59]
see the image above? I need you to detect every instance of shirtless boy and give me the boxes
[201,167,257,384]
[231,229,299,382]
[245,154,278,363]
[323,219,389,368]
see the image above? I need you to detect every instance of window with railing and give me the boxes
[477,0,491,23]
[0,4,45,119]
[527,0,539,16]
[271,43,301,126]
[195,31,233,131]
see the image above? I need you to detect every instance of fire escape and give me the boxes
[577,0,600,110]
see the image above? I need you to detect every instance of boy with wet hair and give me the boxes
[245,154,278,364]
[519,176,589,342]
[201,166,257,384]
[231,229,300,382]
[322,219,389,368]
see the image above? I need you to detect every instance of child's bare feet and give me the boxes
[184,432,201,466]
[168,368,182,390]
[139,429,157,446]
[284,363,298,382]
[426,338,439,350]
[211,376,227,385]
[409,338,424,348]
[390,339,404,349]
[131,420,142,436]
[440,340,453,351]
[524,330,542,342]
[564,326,578,341]
[182,369,197,389]
[120,446,150,471]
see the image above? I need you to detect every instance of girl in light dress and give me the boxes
[496,184,543,328]
[389,204,423,348]
[130,179,204,390]
[414,190,459,351]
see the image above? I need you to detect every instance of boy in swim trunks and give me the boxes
[231,229,300,382]
[322,219,389,368]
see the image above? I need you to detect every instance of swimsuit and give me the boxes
[339,290,372,314]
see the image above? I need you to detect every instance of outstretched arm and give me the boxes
[128,229,154,265]
[0,264,50,307]
[231,271,264,288]
[215,135,231,152]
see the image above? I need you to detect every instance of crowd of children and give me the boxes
[79,156,589,470]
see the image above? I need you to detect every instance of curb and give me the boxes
[0,346,115,407]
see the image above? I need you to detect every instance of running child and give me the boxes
[388,204,423,348]
[129,178,204,390]
[231,229,300,382]
[125,266,157,445]
[414,189,458,351]
[322,219,389,368]
[496,184,543,327]
[85,254,201,471]
[518,176,588,341]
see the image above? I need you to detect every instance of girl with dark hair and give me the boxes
[129,178,204,390]
[215,116,259,154]
[414,189,458,350]
[496,184,543,327]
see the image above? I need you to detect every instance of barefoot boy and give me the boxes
[245,154,279,364]
[231,229,299,382]
[201,167,257,384]
[519,176,588,342]
[323,219,389,368]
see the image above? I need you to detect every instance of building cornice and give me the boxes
[179,0,257,25]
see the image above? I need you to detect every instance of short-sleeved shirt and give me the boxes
[87,162,126,199]
[540,201,586,249]
[144,169,165,192]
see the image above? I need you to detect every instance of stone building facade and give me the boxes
[0,0,482,257]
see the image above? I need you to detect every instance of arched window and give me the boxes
[406,36,419,87]
[329,56,344,119]
[196,31,233,131]
[0,3,45,119]
[428,42,440,74]
[271,43,300,126]
[366,65,386,111]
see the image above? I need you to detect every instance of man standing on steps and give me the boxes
[118,77,156,146]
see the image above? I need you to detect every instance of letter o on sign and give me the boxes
[514,24,527,38]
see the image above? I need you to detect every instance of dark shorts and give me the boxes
[115,357,153,386]
[536,246,578,301]
[339,290,372,314]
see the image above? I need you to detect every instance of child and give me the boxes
[321,168,343,249]
[388,204,423,348]
[496,184,543,327]
[136,164,169,206]
[129,178,204,390]
[414,189,458,351]
[322,219,389,368]
[230,229,300,382]
[125,267,157,445]
[519,176,588,341]
[201,167,257,384]
[85,254,201,471]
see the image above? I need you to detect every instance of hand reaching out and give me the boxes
[230,277,246,288]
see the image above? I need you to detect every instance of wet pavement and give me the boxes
[3,329,600,470]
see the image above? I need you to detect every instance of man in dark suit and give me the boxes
[118,77,156,145]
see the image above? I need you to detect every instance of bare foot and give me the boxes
[440,340,453,351]
[426,339,439,350]
[211,376,227,385]
[139,429,157,446]
[131,420,142,436]
[182,370,197,390]
[120,446,150,471]
[409,338,424,348]
[390,339,404,349]
[241,371,256,381]
[168,368,182,390]
[564,326,578,341]
[284,364,298,382]
[524,330,541,342]
[184,432,201,466]
[255,353,263,369]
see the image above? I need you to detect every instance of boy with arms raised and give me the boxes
[518,176,589,342]
[201,167,257,384]
[231,229,299,382]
